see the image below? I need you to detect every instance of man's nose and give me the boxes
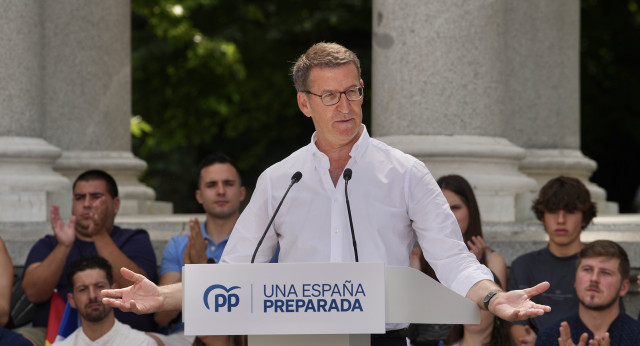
[335,92,351,113]
[557,210,566,223]
[216,184,225,195]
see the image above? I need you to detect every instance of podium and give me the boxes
[183,262,480,346]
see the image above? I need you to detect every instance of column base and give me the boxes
[0,137,71,223]
[53,150,172,215]
[520,149,618,214]
[376,135,538,222]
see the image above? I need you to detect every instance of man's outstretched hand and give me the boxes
[490,281,551,321]
[102,267,164,314]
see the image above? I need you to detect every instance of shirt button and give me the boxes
[333,198,338,203]
[210,246,216,251]
[334,228,339,233]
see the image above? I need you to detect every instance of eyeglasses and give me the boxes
[302,86,364,106]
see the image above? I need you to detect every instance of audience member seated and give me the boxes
[508,176,596,346]
[18,170,158,346]
[409,174,507,346]
[155,154,274,345]
[445,273,512,346]
[0,237,34,345]
[53,256,159,345]
[535,240,640,346]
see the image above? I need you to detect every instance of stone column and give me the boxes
[503,0,616,213]
[372,0,537,221]
[41,0,170,215]
[0,1,70,223]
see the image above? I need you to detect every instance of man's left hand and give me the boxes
[489,281,551,321]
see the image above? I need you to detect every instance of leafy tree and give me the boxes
[131,0,372,212]
[581,0,640,212]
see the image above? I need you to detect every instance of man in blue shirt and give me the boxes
[155,153,275,341]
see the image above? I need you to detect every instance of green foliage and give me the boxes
[581,0,640,212]
[131,0,372,212]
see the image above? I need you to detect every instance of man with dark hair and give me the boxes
[20,169,157,345]
[55,256,158,345]
[509,176,597,345]
[154,153,273,343]
[535,240,640,345]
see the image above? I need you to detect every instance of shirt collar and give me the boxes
[309,125,369,169]
[200,220,230,246]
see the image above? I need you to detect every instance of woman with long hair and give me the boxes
[436,174,507,288]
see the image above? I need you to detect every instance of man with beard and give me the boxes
[535,240,640,346]
[54,256,157,345]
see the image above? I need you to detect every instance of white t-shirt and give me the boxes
[53,319,157,346]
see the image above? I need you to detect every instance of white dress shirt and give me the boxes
[53,319,157,346]
[221,126,491,297]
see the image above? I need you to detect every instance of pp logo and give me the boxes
[203,285,240,312]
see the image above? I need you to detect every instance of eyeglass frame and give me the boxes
[301,86,364,106]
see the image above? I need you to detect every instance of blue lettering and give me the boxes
[303,284,311,297]
[214,294,227,312]
[317,299,327,312]
[352,299,363,311]
[263,300,273,312]
[287,285,298,297]
[343,281,353,296]
[331,284,341,297]
[340,299,351,311]
[355,283,365,297]
[305,299,316,312]
[312,284,321,297]
[275,285,287,297]
[274,299,284,312]
[296,299,305,311]
[227,294,239,311]
[285,299,294,312]
[328,299,339,312]
[264,285,274,298]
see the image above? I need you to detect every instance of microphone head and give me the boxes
[343,168,352,181]
[291,171,302,183]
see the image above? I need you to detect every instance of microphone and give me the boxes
[251,171,303,263]
[343,168,359,262]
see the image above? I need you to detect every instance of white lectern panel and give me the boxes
[183,262,385,335]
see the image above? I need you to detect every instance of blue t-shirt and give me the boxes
[507,247,579,333]
[23,226,158,332]
[535,312,640,346]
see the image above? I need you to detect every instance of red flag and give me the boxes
[45,292,66,346]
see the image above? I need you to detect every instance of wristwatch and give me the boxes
[483,290,502,310]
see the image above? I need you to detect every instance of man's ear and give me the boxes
[68,293,77,309]
[113,197,120,215]
[239,186,246,202]
[195,189,203,204]
[297,92,312,118]
[619,279,630,297]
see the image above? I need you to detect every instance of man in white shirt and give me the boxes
[55,256,157,345]
[102,42,551,346]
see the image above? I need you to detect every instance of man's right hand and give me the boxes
[183,218,209,264]
[50,205,75,247]
[102,267,165,314]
